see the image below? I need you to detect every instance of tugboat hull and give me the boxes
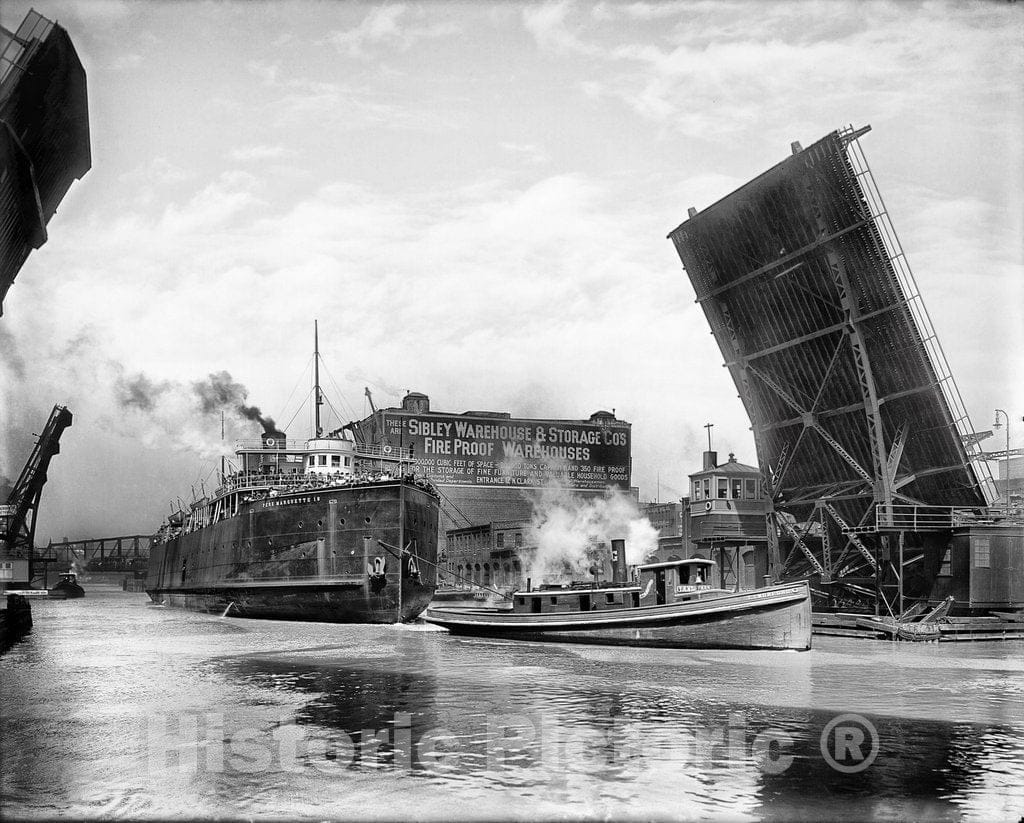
[425,583,811,651]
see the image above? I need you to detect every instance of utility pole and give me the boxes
[993,409,1010,510]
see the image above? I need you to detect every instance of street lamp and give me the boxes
[993,409,1010,511]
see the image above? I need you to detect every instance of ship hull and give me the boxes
[424,583,811,650]
[146,480,439,624]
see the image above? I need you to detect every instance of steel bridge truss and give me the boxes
[669,125,994,592]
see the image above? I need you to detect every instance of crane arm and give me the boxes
[0,404,73,556]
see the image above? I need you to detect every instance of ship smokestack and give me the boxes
[610,538,627,584]
[238,403,285,443]
[702,450,718,470]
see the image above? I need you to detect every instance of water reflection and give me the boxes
[1,590,1022,820]
[219,635,1024,821]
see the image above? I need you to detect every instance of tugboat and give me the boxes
[424,540,811,650]
[48,571,85,599]
[145,325,441,623]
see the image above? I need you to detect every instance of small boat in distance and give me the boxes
[424,544,811,651]
[48,571,85,599]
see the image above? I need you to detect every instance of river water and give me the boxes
[1,586,1022,821]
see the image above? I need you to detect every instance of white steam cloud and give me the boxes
[524,479,658,585]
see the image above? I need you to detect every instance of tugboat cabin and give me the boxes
[636,559,719,606]
[509,559,722,615]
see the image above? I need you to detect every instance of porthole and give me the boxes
[317,520,324,528]
[297,522,303,529]
[364,517,371,524]
[339,518,345,525]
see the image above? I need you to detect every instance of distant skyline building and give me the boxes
[0,9,90,314]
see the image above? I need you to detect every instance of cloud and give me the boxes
[499,142,550,165]
[109,53,143,71]
[227,144,296,163]
[3,0,1018,542]
[247,60,280,84]
[118,156,194,189]
[523,1,596,55]
[524,1,1024,145]
[328,5,460,58]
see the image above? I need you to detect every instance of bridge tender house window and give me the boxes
[974,537,990,568]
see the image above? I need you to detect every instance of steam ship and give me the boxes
[145,328,441,623]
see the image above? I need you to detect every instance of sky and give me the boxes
[1,0,1021,543]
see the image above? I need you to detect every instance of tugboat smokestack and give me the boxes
[611,539,627,584]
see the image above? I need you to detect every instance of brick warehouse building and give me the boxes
[350,392,632,584]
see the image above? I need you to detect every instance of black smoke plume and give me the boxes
[237,403,285,439]
[116,373,170,411]
[192,370,249,414]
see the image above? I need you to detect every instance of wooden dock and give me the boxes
[812,611,1024,642]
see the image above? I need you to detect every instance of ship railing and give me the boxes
[355,443,415,460]
[212,470,429,499]
[234,439,307,451]
[232,439,414,461]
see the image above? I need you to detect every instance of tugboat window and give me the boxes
[550,596,557,605]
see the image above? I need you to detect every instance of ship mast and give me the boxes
[314,320,323,437]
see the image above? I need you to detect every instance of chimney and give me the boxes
[610,538,627,584]
[702,450,718,470]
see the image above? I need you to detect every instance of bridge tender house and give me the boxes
[386,415,631,490]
